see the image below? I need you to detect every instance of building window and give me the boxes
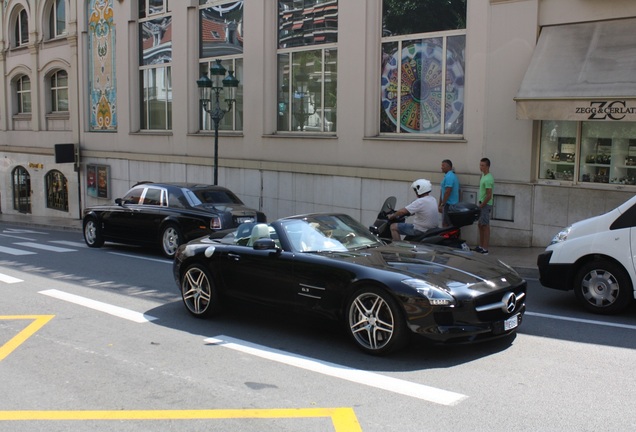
[198,0,244,131]
[45,170,69,212]
[12,166,31,214]
[380,0,466,135]
[14,8,29,47]
[16,75,32,114]
[539,120,636,186]
[50,70,69,112]
[139,1,172,130]
[277,0,338,133]
[48,0,66,39]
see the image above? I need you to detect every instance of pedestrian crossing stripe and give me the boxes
[0,315,55,361]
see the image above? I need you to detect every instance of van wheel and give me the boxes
[573,259,632,314]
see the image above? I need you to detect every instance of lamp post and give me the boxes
[196,59,239,185]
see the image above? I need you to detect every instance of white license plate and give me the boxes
[236,217,255,224]
[504,314,518,331]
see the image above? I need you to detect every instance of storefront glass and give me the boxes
[539,120,636,186]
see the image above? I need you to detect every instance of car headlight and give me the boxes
[550,226,571,245]
[401,279,456,306]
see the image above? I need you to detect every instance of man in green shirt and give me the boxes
[474,158,494,255]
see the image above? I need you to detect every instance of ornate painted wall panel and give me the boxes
[88,0,117,131]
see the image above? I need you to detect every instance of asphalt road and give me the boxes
[1,225,635,431]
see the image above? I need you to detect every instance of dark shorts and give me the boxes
[478,204,492,225]
[396,223,426,237]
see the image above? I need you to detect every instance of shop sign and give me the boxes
[516,99,636,121]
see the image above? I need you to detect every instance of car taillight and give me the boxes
[210,216,222,230]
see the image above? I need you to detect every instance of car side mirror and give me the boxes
[115,198,123,206]
[253,238,280,254]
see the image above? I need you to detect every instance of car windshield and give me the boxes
[282,214,383,252]
[183,188,243,206]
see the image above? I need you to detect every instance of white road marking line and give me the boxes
[108,252,172,264]
[2,228,48,235]
[39,289,158,323]
[50,240,87,247]
[0,273,23,283]
[525,311,636,330]
[0,246,36,256]
[0,233,37,241]
[13,242,76,253]
[205,335,467,406]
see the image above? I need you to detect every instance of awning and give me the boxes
[515,18,636,121]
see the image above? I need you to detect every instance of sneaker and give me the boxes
[480,249,489,255]
[472,246,485,253]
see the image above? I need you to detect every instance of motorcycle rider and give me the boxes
[388,179,439,241]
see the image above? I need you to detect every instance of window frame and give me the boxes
[15,75,32,114]
[45,170,69,212]
[197,0,245,132]
[49,70,69,113]
[14,7,29,48]
[47,0,67,39]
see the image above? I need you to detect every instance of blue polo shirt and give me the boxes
[441,170,460,205]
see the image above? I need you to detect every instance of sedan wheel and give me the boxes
[346,287,408,355]
[83,218,104,248]
[574,259,632,314]
[161,224,182,258]
[181,264,220,318]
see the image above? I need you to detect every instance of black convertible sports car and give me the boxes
[83,182,266,258]
[173,213,526,355]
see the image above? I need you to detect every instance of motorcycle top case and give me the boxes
[447,202,481,227]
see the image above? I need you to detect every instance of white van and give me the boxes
[537,195,636,314]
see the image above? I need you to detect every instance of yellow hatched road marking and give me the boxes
[0,315,55,361]
[0,408,362,431]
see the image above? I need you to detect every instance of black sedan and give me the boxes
[83,182,266,258]
[173,213,526,355]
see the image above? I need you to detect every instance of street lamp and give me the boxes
[196,59,239,185]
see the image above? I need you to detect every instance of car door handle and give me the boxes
[227,253,241,261]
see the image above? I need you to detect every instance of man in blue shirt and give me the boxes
[438,159,460,227]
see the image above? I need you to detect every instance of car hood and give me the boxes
[318,242,523,293]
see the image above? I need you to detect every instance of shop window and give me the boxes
[380,0,466,136]
[47,0,67,39]
[12,166,31,214]
[539,121,636,186]
[277,0,338,133]
[139,2,172,130]
[45,170,69,212]
[14,8,29,48]
[198,0,244,131]
[15,75,32,114]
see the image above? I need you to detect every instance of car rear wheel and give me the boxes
[346,286,408,355]
[181,264,220,318]
[83,218,104,248]
[574,259,632,314]
[161,223,182,258]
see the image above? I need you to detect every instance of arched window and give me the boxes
[48,0,67,39]
[12,166,31,213]
[16,75,32,114]
[50,70,69,112]
[45,170,69,212]
[14,8,29,47]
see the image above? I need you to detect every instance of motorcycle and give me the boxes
[369,196,480,250]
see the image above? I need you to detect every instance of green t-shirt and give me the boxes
[479,173,494,205]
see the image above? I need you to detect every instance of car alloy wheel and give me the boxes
[181,264,220,318]
[346,287,407,355]
[574,259,632,314]
[83,218,104,248]
[161,224,182,258]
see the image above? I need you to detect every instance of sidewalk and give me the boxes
[0,213,541,279]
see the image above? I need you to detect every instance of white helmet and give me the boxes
[411,179,432,195]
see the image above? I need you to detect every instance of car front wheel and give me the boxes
[160,224,182,258]
[181,264,220,318]
[574,259,632,314]
[83,218,104,248]
[346,286,408,355]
